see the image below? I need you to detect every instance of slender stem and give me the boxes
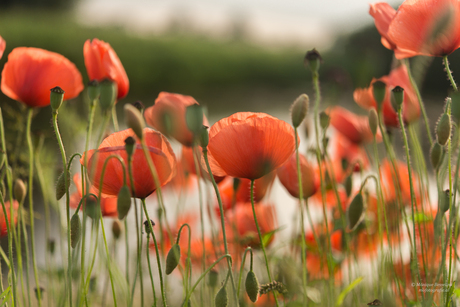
[96,110,112,145]
[124,218,130,288]
[202,149,239,306]
[404,59,433,145]
[99,215,118,307]
[145,232,157,307]
[112,106,119,132]
[27,108,42,306]
[444,56,458,92]
[141,198,167,307]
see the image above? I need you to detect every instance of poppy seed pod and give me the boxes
[199,126,209,148]
[319,111,330,130]
[245,271,260,303]
[165,244,181,275]
[70,214,81,248]
[87,80,100,102]
[291,94,309,128]
[99,79,117,112]
[372,81,387,110]
[143,219,155,234]
[436,112,451,146]
[50,86,65,112]
[14,179,26,204]
[124,104,145,140]
[304,49,322,73]
[186,104,204,136]
[391,86,404,112]
[124,136,136,158]
[368,109,378,136]
[215,284,228,307]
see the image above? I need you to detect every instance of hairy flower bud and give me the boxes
[124,104,145,140]
[436,112,451,146]
[117,185,132,220]
[14,178,26,203]
[215,284,228,307]
[70,214,81,248]
[165,244,181,275]
[430,143,443,169]
[245,271,260,303]
[291,94,309,128]
[56,170,70,201]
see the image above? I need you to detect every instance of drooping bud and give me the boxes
[440,189,450,213]
[143,219,155,234]
[347,192,364,231]
[132,101,144,114]
[124,104,145,140]
[391,86,404,112]
[319,111,330,130]
[112,220,122,240]
[436,112,451,146]
[245,271,260,303]
[430,143,443,169]
[304,49,322,74]
[372,81,386,110]
[165,244,181,275]
[99,79,117,111]
[56,169,71,201]
[199,125,209,148]
[14,178,26,203]
[117,185,132,220]
[124,136,136,158]
[215,284,228,307]
[208,270,218,287]
[50,86,65,112]
[368,109,378,136]
[344,174,353,197]
[85,196,101,220]
[87,80,100,103]
[70,214,82,248]
[291,94,309,128]
[186,104,204,137]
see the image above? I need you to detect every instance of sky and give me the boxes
[76,0,402,49]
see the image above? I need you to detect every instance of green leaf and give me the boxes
[335,276,363,307]
[262,226,286,248]
[405,212,433,224]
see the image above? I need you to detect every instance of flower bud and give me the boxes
[87,80,100,102]
[199,126,209,148]
[440,189,450,213]
[14,178,26,203]
[124,104,145,140]
[372,81,386,110]
[368,109,378,136]
[186,104,204,136]
[165,244,181,275]
[85,196,101,220]
[344,174,353,198]
[430,142,443,169]
[347,192,364,231]
[391,86,404,112]
[208,269,218,287]
[291,94,309,128]
[436,112,451,146]
[124,136,136,158]
[143,219,155,234]
[319,111,330,130]
[112,220,122,240]
[304,49,322,73]
[56,170,71,201]
[117,185,132,220]
[50,86,65,112]
[70,214,81,248]
[47,239,55,255]
[215,284,228,307]
[99,79,117,111]
[245,271,260,303]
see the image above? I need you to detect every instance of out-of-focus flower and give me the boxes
[353,65,420,127]
[181,146,225,183]
[144,92,208,147]
[205,112,295,180]
[83,38,129,99]
[69,173,118,218]
[331,134,370,172]
[370,0,460,59]
[1,47,83,108]
[0,36,5,59]
[379,159,420,205]
[82,128,176,199]
[0,200,18,237]
[277,153,317,199]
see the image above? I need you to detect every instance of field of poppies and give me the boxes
[2,0,460,306]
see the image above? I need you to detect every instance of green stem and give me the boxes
[141,198,167,307]
[145,232,157,307]
[237,247,253,299]
[443,56,458,92]
[27,108,42,306]
[112,105,119,132]
[99,214,118,307]
[96,110,112,145]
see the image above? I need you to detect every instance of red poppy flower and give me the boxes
[205,112,295,180]
[277,152,317,199]
[0,200,18,237]
[1,47,83,108]
[371,0,460,59]
[83,38,129,99]
[144,92,209,147]
[69,173,118,217]
[331,134,370,172]
[379,159,420,205]
[0,36,5,59]
[353,65,420,127]
[82,128,177,199]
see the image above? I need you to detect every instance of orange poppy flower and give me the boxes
[144,92,208,147]
[82,128,177,199]
[379,158,420,205]
[217,171,276,211]
[0,36,5,59]
[327,106,381,144]
[0,200,18,237]
[331,134,370,172]
[205,112,295,180]
[83,38,129,99]
[1,47,83,108]
[277,152,317,199]
[69,173,118,217]
[181,146,225,183]
[371,0,460,59]
[353,65,420,127]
